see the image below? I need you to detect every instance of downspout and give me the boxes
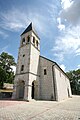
[52,64,57,101]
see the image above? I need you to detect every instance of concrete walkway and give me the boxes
[0,96,80,120]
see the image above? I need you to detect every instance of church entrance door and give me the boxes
[31,80,38,99]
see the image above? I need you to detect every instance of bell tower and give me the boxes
[12,23,40,100]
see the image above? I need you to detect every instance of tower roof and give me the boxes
[21,22,40,39]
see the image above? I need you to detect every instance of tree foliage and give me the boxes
[66,69,80,95]
[0,52,16,88]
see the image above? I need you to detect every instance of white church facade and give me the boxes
[12,23,72,101]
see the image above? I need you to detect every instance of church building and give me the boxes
[12,23,72,101]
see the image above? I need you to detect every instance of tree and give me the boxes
[0,67,6,88]
[66,69,80,95]
[0,52,16,88]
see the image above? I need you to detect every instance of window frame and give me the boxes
[44,69,47,75]
[36,40,38,47]
[33,36,35,44]
[21,65,24,71]
[27,36,30,43]
[23,54,25,57]
[22,38,25,44]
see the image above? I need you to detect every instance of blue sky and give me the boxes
[0,0,80,72]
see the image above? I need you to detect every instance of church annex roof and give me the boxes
[40,56,55,64]
[40,56,69,79]
[21,22,40,39]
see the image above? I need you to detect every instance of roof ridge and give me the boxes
[21,22,32,36]
[21,23,40,39]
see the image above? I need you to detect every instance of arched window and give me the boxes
[33,37,35,44]
[27,36,30,43]
[36,40,38,47]
[21,65,24,71]
[44,69,47,75]
[23,54,25,57]
[22,38,25,45]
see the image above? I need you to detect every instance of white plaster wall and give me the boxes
[20,31,32,46]
[29,44,40,74]
[54,65,71,101]
[31,32,40,50]
[13,30,40,100]
[13,73,39,100]
[12,74,29,99]
[40,57,55,100]
[27,73,40,100]
[16,45,30,74]
[66,77,72,97]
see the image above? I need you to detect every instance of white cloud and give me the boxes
[0,6,57,36]
[0,9,28,31]
[0,30,8,38]
[57,18,65,30]
[60,64,66,71]
[52,26,80,61]
[0,45,9,54]
[47,2,59,23]
[55,0,80,62]
[28,13,48,35]
[77,65,80,69]
[60,0,80,25]
[57,24,65,31]
[54,53,64,62]
[75,48,80,56]
[11,66,16,74]
[61,0,73,9]
[76,64,80,70]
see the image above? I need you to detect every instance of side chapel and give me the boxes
[12,23,72,101]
